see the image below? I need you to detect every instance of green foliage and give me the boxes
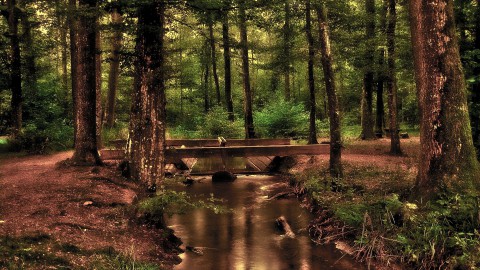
[103,122,129,146]
[254,99,308,138]
[8,122,73,154]
[196,106,243,138]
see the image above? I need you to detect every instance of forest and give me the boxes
[1,0,480,269]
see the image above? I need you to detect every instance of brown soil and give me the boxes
[0,151,180,268]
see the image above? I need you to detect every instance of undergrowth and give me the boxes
[294,164,480,269]
[0,234,161,269]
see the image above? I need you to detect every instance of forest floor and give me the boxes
[0,137,420,269]
[0,151,181,269]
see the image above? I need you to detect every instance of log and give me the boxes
[276,216,295,238]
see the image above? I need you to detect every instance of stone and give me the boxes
[212,171,237,182]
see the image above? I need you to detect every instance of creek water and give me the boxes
[166,159,364,270]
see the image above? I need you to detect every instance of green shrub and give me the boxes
[254,99,308,138]
[197,106,243,138]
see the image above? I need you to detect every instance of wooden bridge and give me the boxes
[101,138,329,174]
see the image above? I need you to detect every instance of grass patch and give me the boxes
[0,234,164,269]
[294,163,480,269]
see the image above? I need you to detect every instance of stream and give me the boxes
[166,159,364,270]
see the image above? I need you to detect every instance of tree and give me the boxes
[306,0,318,145]
[360,0,376,140]
[105,7,123,128]
[221,3,234,121]
[127,1,166,190]
[409,0,480,195]
[375,1,387,137]
[207,12,221,105]
[315,1,343,178]
[2,0,22,136]
[386,0,401,154]
[472,0,480,155]
[70,0,102,164]
[238,0,255,139]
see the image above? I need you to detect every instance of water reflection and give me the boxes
[167,176,364,270]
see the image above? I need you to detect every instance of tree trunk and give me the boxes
[57,0,69,112]
[409,0,480,196]
[95,22,102,149]
[315,2,343,178]
[375,49,385,137]
[69,0,78,145]
[472,0,480,156]
[71,0,102,165]
[222,7,234,121]
[386,0,401,155]
[238,0,255,139]
[6,0,22,136]
[306,0,318,145]
[283,0,291,101]
[360,0,376,140]
[105,9,123,128]
[127,1,166,190]
[208,15,221,106]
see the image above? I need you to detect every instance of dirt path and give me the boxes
[0,151,180,268]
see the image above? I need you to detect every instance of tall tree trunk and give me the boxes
[6,0,22,136]
[238,0,255,139]
[57,0,69,112]
[105,9,123,128]
[360,0,376,140]
[375,1,387,137]
[283,0,291,101]
[127,1,166,190]
[208,15,221,105]
[95,22,102,149]
[386,0,401,155]
[472,0,480,155]
[375,49,385,137]
[315,2,343,178]
[69,0,78,145]
[409,0,480,196]
[71,0,102,165]
[222,7,234,121]
[306,0,318,145]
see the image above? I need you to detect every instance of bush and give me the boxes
[197,106,243,138]
[8,121,73,154]
[254,99,308,138]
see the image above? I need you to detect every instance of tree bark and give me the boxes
[69,0,78,145]
[315,2,343,178]
[306,0,318,145]
[56,0,69,112]
[386,0,401,154]
[409,0,480,196]
[208,15,221,106]
[222,6,234,121]
[375,49,385,137]
[6,0,22,136]
[238,0,255,139]
[472,0,480,156]
[105,8,123,128]
[360,0,376,140]
[127,1,166,190]
[95,21,102,149]
[203,41,210,113]
[71,0,102,165]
